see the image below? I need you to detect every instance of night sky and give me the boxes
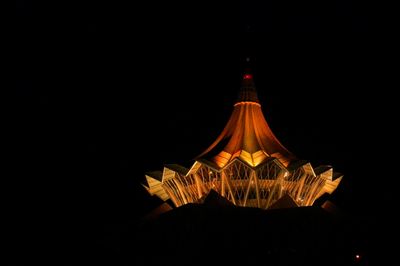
[14,1,395,264]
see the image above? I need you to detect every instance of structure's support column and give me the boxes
[221,173,226,197]
[163,184,181,207]
[243,176,252,207]
[265,170,284,208]
[277,171,287,199]
[194,173,205,198]
[306,177,325,206]
[265,168,276,208]
[173,177,189,204]
[176,174,194,203]
[222,171,236,205]
[296,172,307,205]
[253,171,261,208]
[303,175,317,206]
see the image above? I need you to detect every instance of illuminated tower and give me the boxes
[144,73,342,209]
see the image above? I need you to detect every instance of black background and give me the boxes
[14,0,396,264]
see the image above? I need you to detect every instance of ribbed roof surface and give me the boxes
[236,74,259,103]
[197,73,295,168]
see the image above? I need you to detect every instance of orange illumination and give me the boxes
[284,172,289,177]
[198,94,295,168]
[233,101,261,107]
[144,72,343,211]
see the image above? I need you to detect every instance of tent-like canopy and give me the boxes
[144,73,342,209]
[197,73,295,168]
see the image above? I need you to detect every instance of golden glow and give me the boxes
[233,101,261,107]
[149,158,342,209]
[198,98,295,168]
[144,74,343,210]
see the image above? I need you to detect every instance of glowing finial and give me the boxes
[244,74,253,80]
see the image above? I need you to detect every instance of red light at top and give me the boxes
[244,74,253,80]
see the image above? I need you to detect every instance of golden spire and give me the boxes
[197,73,295,168]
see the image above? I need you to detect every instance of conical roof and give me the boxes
[197,73,295,168]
